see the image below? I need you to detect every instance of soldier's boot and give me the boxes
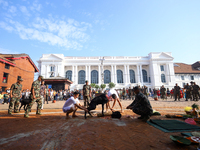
[36,111,42,115]
[14,110,19,113]
[36,110,42,115]
[24,114,29,118]
[8,110,12,115]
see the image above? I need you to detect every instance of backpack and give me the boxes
[111,111,121,119]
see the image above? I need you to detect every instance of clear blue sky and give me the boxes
[0,0,200,66]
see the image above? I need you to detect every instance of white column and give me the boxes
[137,65,140,83]
[88,65,91,84]
[140,65,143,85]
[111,65,114,82]
[114,65,117,84]
[85,65,88,81]
[98,65,101,85]
[148,65,151,83]
[165,63,170,83]
[127,65,130,84]
[72,65,74,82]
[45,65,47,78]
[158,64,161,83]
[124,65,127,84]
[56,65,58,76]
[75,66,78,84]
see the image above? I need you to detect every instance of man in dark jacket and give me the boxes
[174,83,180,101]
[126,86,153,122]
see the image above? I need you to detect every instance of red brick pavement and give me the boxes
[0,111,199,150]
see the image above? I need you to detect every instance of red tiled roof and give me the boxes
[174,63,200,74]
[0,55,16,66]
[0,53,39,72]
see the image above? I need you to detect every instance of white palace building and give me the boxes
[37,52,200,91]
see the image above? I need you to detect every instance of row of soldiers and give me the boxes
[8,75,44,118]
[171,82,200,101]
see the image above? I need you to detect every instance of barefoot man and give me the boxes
[107,88,123,112]
[63,91,88,118]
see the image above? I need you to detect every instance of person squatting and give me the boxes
[63,86,153,122]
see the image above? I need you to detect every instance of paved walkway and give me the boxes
[0,97,200,150]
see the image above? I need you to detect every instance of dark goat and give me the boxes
[19,99,32,112]
[85,94,108,119]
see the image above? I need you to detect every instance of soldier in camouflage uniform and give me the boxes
[24,75,43,118]
[160,85,166,100]
[174,83,180,101]
[8,78,23,114]
[190,82,194,101]
[143,85,148,98]
[83,80,91,107]
[185,83,192,101]
[122,88,126,100]
[193,82,199,101]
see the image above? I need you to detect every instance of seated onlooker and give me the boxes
[0,92,4,104]
[126,86,153,122]
[3,91,10,104]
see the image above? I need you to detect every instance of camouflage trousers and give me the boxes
[24,97,42,115]
[186,92,192,101]
[8,97,20,113]
[193,92,199,101]
[84,96,90,107]
[161,93,166,100]
[174,92,180,101]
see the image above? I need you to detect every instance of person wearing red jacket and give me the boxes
[170,89,174,99]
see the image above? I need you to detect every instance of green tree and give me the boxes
[90,83,96,88]
[109,82,115,89]
[95,85,100,90]
[100,84,106,90]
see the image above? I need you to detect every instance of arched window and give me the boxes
[104,70,111,84]
[91,70,98,84]
[117,70,123,83]
[161,74,166,83]
[50,66,55,72]
[65,70,72,81]
[129,70,136,83]
[78,70,85,84]
[142,69,148,82]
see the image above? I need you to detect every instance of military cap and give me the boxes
[38,75,44,79]
[18,78,23,81]
[85,80,88,82]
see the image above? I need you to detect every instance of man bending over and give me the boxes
[63,91,88,119]
[126,86,153,122]
[107,88,123,112]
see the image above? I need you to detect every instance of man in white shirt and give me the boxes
[63,91,88,119]
[107,89,123,112]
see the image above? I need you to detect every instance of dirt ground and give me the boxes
[0,98,200,150]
